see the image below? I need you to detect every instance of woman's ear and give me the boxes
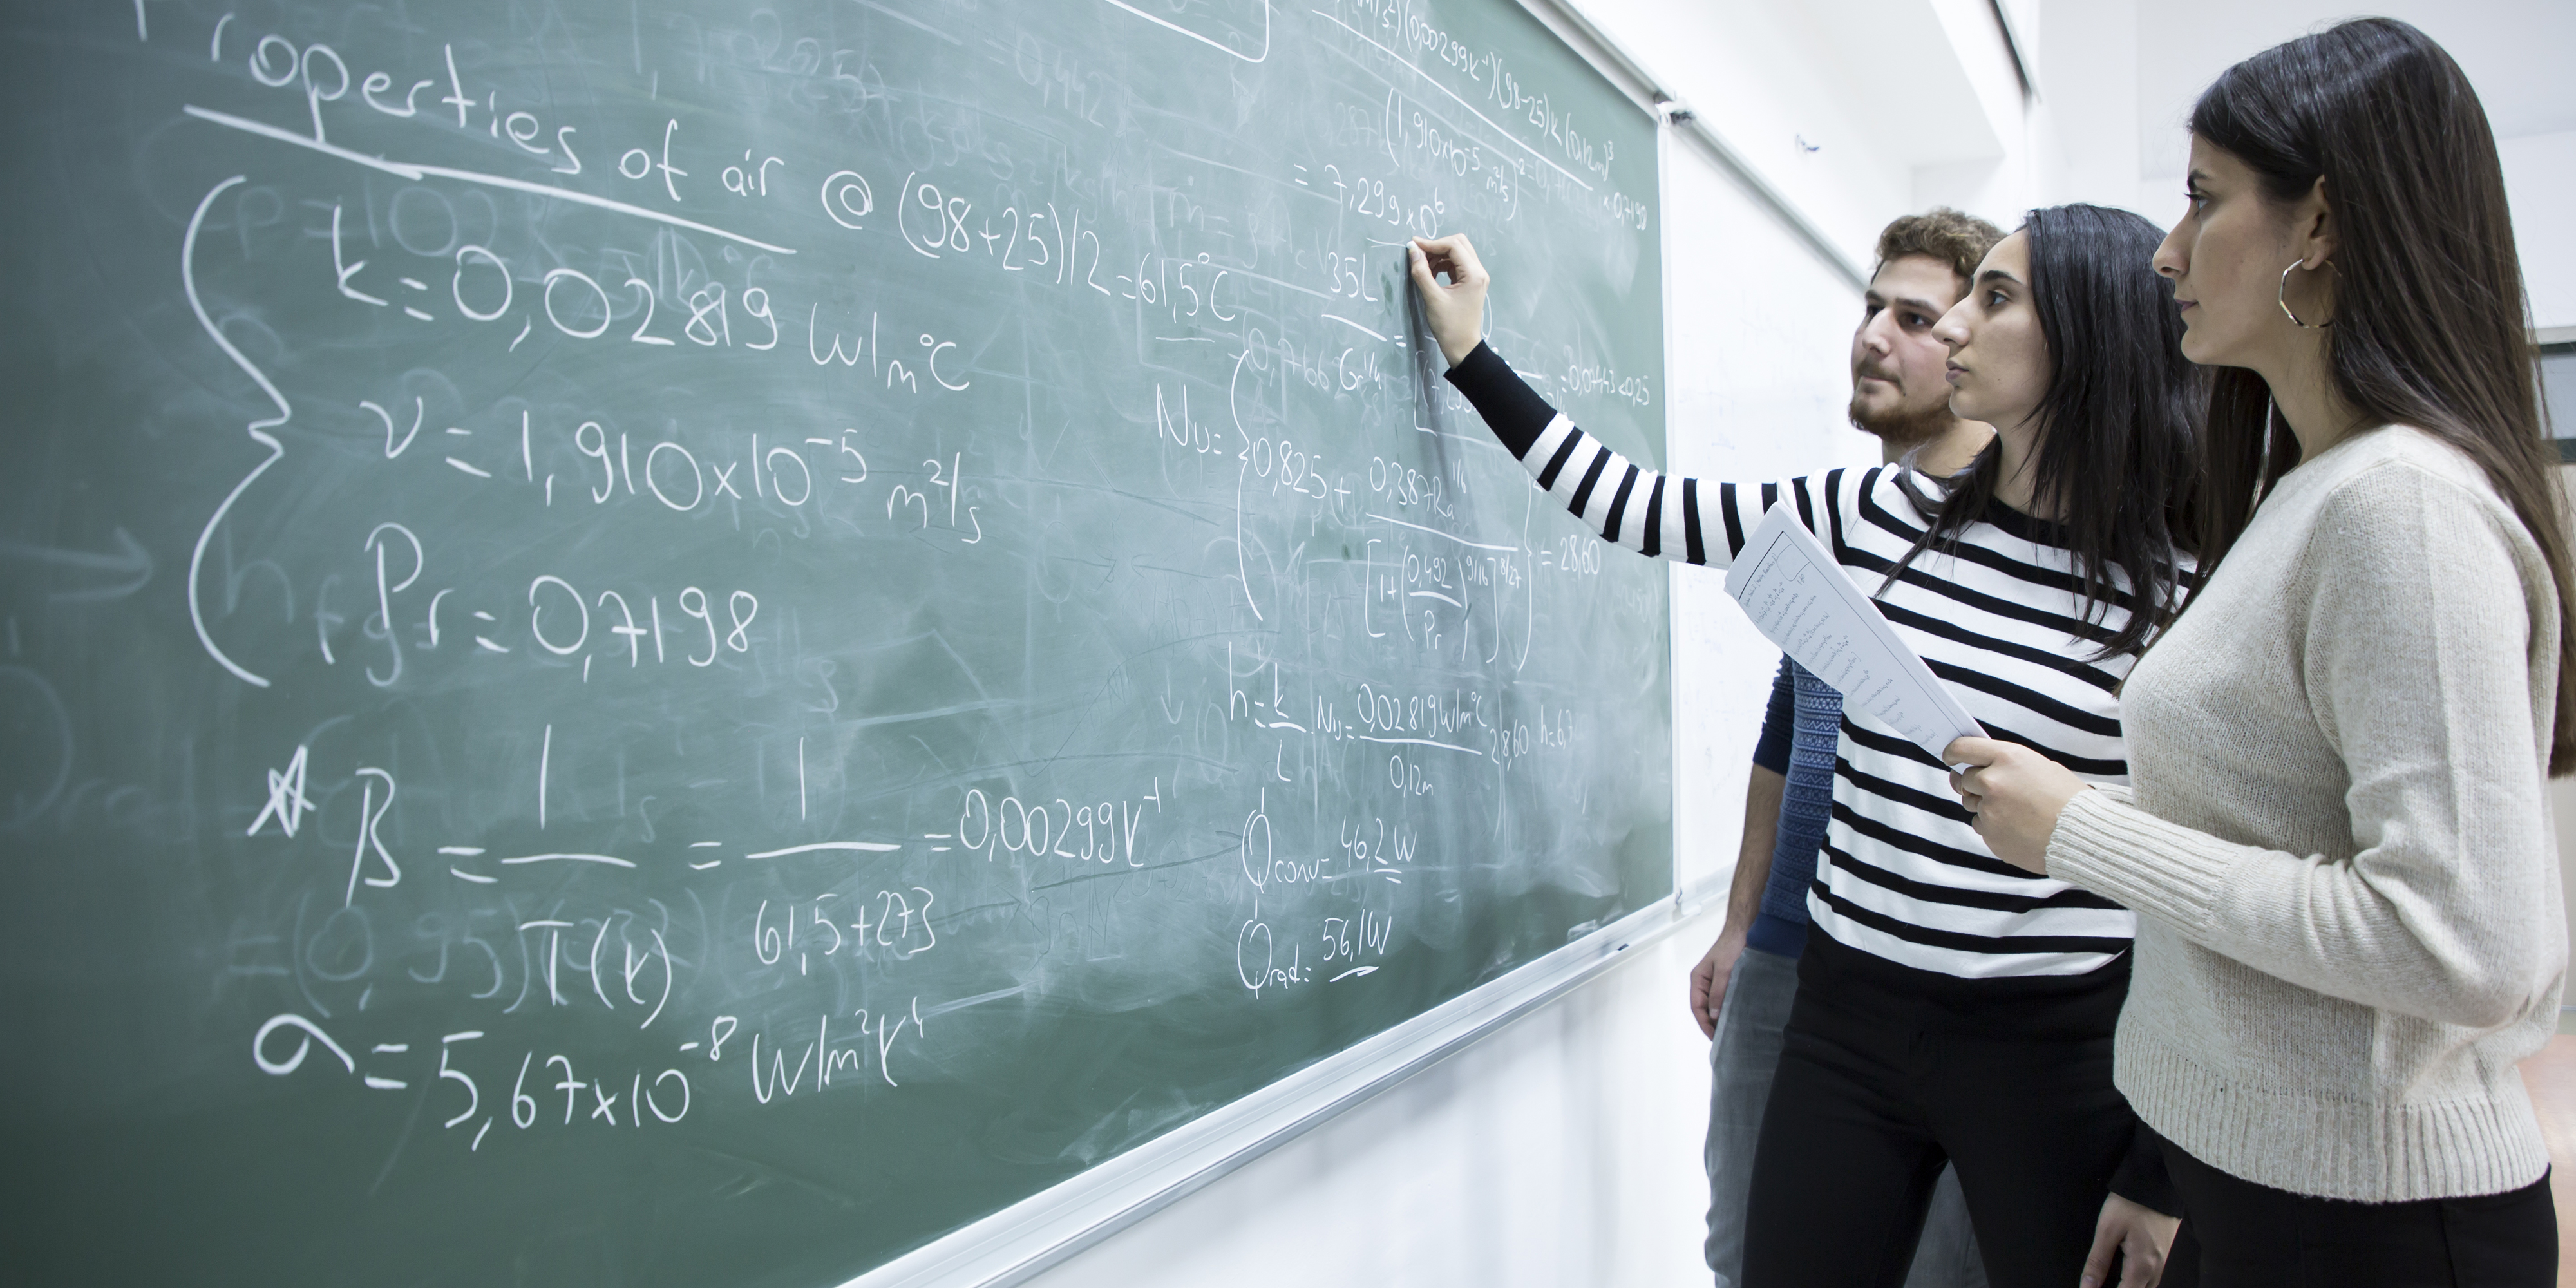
[2295,175,2339,270]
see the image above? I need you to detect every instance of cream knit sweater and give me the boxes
[2047,424,2566,1204]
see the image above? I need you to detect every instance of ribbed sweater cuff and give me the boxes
[2045,789,2235,936]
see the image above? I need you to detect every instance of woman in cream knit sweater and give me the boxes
[1949,19,2573,1287]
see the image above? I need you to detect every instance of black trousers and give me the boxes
[2157,1128,2556,1288]
[1741,934,2146,1288]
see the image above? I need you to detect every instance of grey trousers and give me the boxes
[1705,945,1986,1288]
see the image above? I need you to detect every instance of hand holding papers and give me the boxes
[1724,502,1985,761]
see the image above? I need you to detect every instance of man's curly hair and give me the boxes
[1875,207,2005,288]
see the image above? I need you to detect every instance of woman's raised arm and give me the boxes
[1410,234,1834,574]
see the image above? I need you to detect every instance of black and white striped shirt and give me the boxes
[1449,345,2155,979]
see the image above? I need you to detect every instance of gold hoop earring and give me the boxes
[2278,258,2334,329]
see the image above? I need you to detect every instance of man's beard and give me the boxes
[1848,382,1952,450]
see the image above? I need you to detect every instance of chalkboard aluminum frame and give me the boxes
[847,898,1698,1287]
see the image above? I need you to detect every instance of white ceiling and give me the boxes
[2132,0,2576,178]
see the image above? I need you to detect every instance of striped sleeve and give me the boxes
[1448,343,2170,981]
[1444,342,1797,569]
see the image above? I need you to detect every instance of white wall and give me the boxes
[2027,0,2146,221]
[2505,131,2576,332]
[1025,2,1955,1284]
[2032,0,2576,329]
[1663,130,1889,902]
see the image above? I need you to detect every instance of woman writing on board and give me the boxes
[1947,21,2570,1285]
[1409,205,2197,1287]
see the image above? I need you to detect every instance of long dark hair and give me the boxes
[1883,204,2203,658]
[2190,18,2576,773]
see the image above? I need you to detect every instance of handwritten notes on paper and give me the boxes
[1724,502,1983,758]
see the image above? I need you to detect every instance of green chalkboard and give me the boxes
[0,1,1668,1283]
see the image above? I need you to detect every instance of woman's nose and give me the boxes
[2152,227,2188,279]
